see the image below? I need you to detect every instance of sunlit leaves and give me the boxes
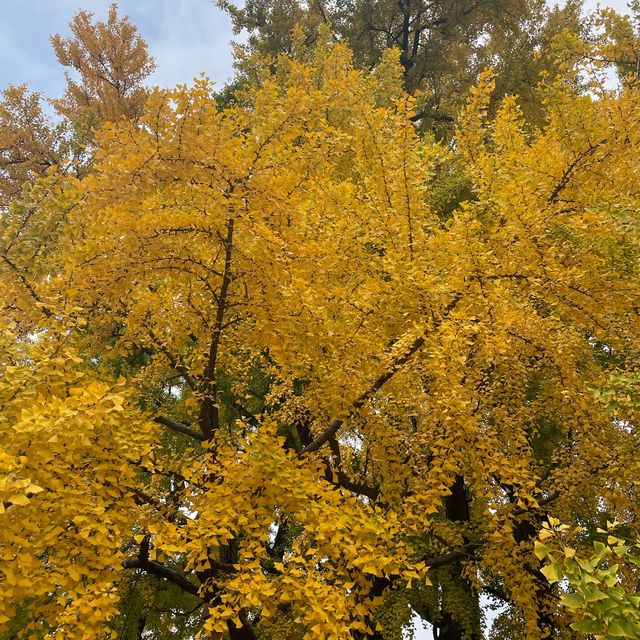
[1,26,640,640]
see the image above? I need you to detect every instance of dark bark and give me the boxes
[433,612,464,640]
[431,475,482,640]
[513,517,556,637]
[198,216,234,438]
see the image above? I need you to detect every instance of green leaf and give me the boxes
[572,617,604,634]
[561,592,584,609]
[607,620,635,637]
[583,587,609,603]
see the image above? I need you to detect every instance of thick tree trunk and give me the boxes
[433,612,465,640]
[431,475,482,640]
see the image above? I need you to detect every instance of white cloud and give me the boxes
[0,0,237,98]
[123,0,238,88]
[1,0,636,100]
[582,0,632,11]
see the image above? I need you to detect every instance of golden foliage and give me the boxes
[0,85,62,209]
[51,3,156,125]
[1,35,639,640]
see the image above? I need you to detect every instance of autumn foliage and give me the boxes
[1,4,640,640]
[51,3,156,125]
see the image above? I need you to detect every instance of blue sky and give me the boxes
[0,0,632,101]
[0,1,238,98]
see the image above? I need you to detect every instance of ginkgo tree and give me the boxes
[0,3,155,213]
[1,13,640,640]
[51,3,156,127]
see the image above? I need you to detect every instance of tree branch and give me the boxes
[124,557,200,595]
[123,537,200,596]
[301,294,461,455]
[154,415,205,441]
[424,540,484,569]
[1,254,53,317]
[547,141,604,204]
[324,436,380,500]
[146,326,197,390]
[199,216,235,438]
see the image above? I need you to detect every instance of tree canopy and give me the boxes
[1,4,640,640]
[216,0,584,135]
